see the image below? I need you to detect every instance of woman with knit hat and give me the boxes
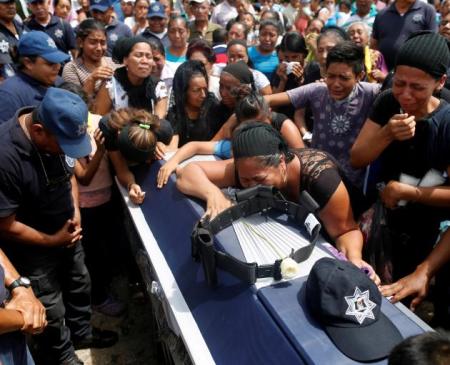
[176,122,380,284]
[351,32,450,321]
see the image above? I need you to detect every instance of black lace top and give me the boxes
[235,148,366,217]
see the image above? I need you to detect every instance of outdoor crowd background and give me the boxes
[0,0,449,363]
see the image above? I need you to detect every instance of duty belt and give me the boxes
[191,185,322,287]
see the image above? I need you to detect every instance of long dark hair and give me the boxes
[171,60,217,144]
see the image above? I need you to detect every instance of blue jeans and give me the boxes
[0,332,35,365]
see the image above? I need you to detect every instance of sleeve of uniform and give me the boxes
[0,89,23,124]
[64,20,77,50]
[425,4,438,32]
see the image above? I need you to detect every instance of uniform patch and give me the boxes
[65,155,75,168]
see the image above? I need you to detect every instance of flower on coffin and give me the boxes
[280,257,299,279]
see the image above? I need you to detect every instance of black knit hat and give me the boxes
[222,60,254,85]
[395,31,450,79]
[112,36,150,64]
[232,121,289,159]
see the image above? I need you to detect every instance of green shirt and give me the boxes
[188,21,222,44]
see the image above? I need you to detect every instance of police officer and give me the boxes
[0,88,118,365]
[0,0,25,57]
[0,248,47,365]
[90,0,133,56]
[25,0,76,59]
[0,31,69,123]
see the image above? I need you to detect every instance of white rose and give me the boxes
[280,257,299,280]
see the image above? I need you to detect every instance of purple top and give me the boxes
[287,82,380,188]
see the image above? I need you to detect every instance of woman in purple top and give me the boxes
[267,41,380,189]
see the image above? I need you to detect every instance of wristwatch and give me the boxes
[7,277,31,292]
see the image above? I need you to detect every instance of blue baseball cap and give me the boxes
[305,258,403,362]
[18,31,70,64]
[90,0,111,12]
[37,88,91,158]
[147,2,166,18]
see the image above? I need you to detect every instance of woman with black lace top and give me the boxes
[176,122,379,284]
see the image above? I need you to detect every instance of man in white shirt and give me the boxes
[211,0,238,28]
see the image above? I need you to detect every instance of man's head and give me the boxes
[18,31,70,86]
[325,41,364,100]
[27,0,51,22]
[190,0,210,22]
[30,88,91,158]
[355,0,373,16]
[147,2,168,33]
[389,332,450,365]
[0,0,16,22]
[120,0,135,17]
[90,0,113,24]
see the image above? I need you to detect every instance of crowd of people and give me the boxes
[0,0,449,363]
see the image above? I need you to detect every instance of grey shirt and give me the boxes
[287,82,381,188]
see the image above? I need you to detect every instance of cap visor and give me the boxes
[59,134,92,159]
[148,13,166,18]
[41,50,70,64]
[325,313,403,362]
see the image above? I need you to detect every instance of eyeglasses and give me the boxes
[35,151,71,188]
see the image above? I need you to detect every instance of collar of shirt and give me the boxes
[17,71,50,90]
[28,14,60,28]
[388,0,422,13]
[106,17,119,29]
[0,19,24,37]
[146,29,167,39]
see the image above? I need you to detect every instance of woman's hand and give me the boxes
[305,32,318,52]
[379,267,430,311]
[291,62,304,83]
[154,141,166,160]
[370,69,386,83]
[93,128,105,153]
[386,114,416,141]
[203,190,233,220]
[276,62,289,82]
[157,159,178,188]
[349,258,381,286]
[89,65,114,82]
[380,180,415,209]
[128,183,146,204]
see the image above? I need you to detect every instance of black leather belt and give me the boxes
[191,185,322,287]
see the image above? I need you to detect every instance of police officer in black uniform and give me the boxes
[0,88,118,365]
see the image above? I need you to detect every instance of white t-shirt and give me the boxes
[107,76,167,110]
